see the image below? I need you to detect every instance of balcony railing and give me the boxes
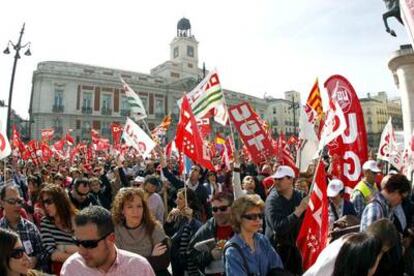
[101,107,112,115]
[120,109,130,116]
[52,105,64,113]
[82,106,93,114]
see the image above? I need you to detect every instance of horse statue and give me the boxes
[383,0,403,36]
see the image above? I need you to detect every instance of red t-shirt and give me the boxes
[216,225,233,244]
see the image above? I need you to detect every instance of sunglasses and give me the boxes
[76,190,89,197]
[4,198,24,206]
[42,198,54,206]
[212,205,229,213]
[74,232,112,249]
[10,247,26,259]
[242,213,264,221]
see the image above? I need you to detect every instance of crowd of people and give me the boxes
[0,144,414,276]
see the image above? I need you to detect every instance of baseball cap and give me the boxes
[271,166,295,179]
[327,179,344,197]
[362,160,381,173]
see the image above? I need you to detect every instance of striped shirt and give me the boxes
[39,216,76,255]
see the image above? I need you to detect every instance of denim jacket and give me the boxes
[224,233,283,276]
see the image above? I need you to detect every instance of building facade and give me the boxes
[360,91,403,148]
[29,18,269,142]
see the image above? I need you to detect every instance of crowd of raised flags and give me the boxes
[1,69,414,274]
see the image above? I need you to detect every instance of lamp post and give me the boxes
[288,96,300,136]
[3,23,31,138]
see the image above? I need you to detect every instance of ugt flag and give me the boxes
[122,117,155,158]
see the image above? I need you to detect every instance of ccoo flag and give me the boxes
[121,77,147,121]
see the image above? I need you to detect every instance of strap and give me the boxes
[224,242,252,275]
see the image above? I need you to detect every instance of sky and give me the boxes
[0,0,410,120]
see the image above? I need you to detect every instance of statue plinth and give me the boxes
[389,44,414,147]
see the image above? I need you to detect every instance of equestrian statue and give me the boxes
[383,0,403,36]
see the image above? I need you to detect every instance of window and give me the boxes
[173,47,179,58]
[155,98,164,115]
[102,94,112,109]
[83,92,93,108]
[171,72,180,78]
[54,88,63,106]
[188,63,193,68]
[187,46,194,57]
[121,96,129,110]
[140,95,148,111]
[273,107,276,114]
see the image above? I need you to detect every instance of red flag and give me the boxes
[91,129,100,144]
[297,161,329,269]
[41,128,55,141]
[278,133,299,176]
[41,143,53,162]
[287,135,298,145]
[65,132,75,146]
[26,140,42,166]
[96,138,110,151]
[53,139,65,152]
[324,75,368,194]
[197,117,211,139]
[175,96,214,171]
[229,102,274,165]
[111,123,123,146]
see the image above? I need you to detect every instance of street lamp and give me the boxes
[3,23,31,138]
[288,96,300,136]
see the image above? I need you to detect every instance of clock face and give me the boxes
[187,46,194,57]
[174,47,179,58]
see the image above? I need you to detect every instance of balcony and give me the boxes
[82,106,93,114]
[52,105,64,113]
[101,107,112,115]
[120,109,130,116]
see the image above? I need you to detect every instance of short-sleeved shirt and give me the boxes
[61,247,155,276]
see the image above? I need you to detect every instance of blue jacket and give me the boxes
[224,233,283,276]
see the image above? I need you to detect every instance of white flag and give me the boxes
[297,106,319,172]
[184,69,229,126]
[122,117,155,158]
[0,120,11,160]
[318,91,347,151]
[121,78,147,121]
[377,117,396,161]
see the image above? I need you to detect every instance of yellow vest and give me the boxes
[354,180,378,203]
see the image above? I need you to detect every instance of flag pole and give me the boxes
[222,93,238,152]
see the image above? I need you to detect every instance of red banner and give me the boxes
[111,123,123,146]
[229,102,273,165]
[41,128,55,141]
[324,75,368,194]
[297,161,328,269]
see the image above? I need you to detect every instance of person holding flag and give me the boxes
[264,165,308,275]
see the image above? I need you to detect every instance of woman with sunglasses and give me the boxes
[0,228,50,276]
[39,184,78,275]
[112,187,171,276]
[224,195,284,275]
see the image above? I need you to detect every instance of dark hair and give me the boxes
[75,206,114,237]
[0,228,19,275]
[40,184,77,230]
[74,178,90,189]
[333,232,382,276]
[211,192,234,206]
[0,184,18,200]
[144,175,161,187]
[383,174,411,195]
[366,218,399,250]
[177,188,202,214]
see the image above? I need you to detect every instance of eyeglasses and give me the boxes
[74,232,112,249]
[242,213,264,221]
[4,198,24,205]
[9,247,26,259]
[212,205,229,213]
[42,198,54,206]
[76,189,89,197]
